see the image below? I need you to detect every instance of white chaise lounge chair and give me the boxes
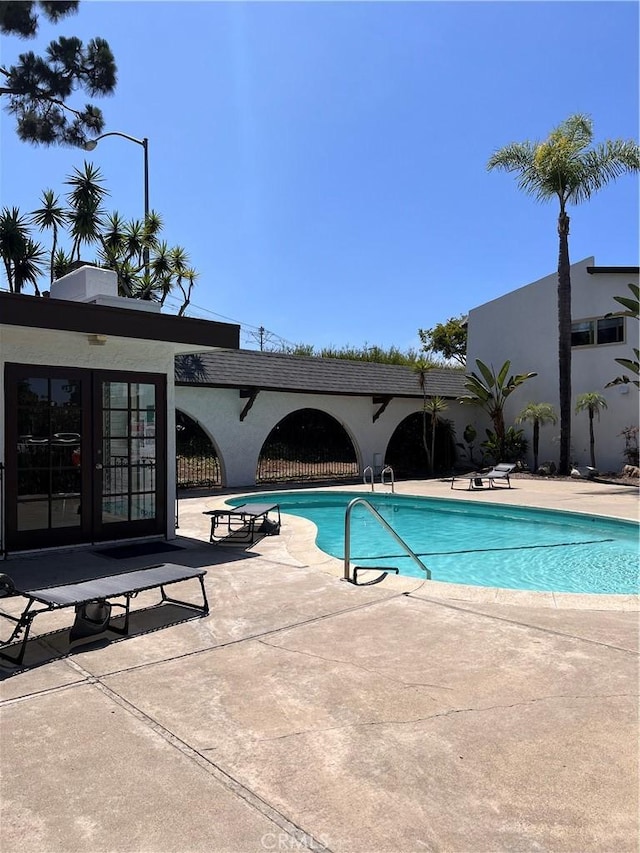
[451,462,517,491]
[486,463,516,488]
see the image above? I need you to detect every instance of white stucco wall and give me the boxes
[176,386,471,487]
[0,324,178,540]
[466,257,639,472]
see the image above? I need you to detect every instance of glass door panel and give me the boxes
[7,366,90,549]
[5,365,166,550]
[16,376,83,533]
[95,375,165,538]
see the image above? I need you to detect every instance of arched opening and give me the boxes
[176,410,222,489]
[257,408,358,483]
[385,412,456,478]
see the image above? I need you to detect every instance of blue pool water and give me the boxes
[231,491,640,595]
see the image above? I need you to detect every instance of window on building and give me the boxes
[571,316,624,347]
[596,316,624,344]
[571,320,594,347]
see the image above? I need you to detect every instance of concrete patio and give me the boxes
[1,477,638,852]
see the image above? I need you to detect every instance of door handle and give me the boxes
[95,463,103,470]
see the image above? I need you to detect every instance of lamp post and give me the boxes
[84,131,150,278]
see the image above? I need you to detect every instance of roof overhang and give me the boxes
[0,292,240,352]
[586,266,640,275]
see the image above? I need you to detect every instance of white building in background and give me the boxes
[466,257,639,473]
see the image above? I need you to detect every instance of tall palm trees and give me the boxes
[487,114,639,474]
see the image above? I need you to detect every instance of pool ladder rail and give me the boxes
[363,465,395,492]
[343,496,431,586]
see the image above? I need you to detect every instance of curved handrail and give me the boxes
[343,497,431,582]
[381,465,395,492]
[363,465,375,491]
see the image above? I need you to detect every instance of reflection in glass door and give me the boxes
[100,380,157,525]
[14,373,87,542]
[5,365,166,551]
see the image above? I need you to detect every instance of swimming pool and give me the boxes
[231,491,640,595]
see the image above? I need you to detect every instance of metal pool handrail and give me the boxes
[363,466,375,491]
[343,497,431,582]
[381,465,395,492]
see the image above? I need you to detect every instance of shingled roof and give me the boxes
[175,349,467,399]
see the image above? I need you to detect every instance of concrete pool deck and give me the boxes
[1,477,638,851]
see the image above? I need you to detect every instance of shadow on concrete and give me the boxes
[0,602,207,678]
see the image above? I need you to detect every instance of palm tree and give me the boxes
[487,114,639,475]
[575,392,608,469]
[30,190,67,285]
[415,359,433,467]
[516,403,558,472]
[424,396,449,475]
[459,359,537,460]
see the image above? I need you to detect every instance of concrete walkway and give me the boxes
[1,478,638,852]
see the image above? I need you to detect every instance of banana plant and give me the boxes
[605,283,639,388]
[459,359,537,459]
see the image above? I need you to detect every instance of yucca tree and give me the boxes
[0,205,46,293]
[168,245,197,315]
[52,247,74,282]
[0,206,29,291]
[459,359,537,461]
[30,189,68,285]
[65,161,108,260]
[12,238,47,294]
[96,212,196,312]
[575,392,608,469]
[516,402,558,472]
[487,114,640,475]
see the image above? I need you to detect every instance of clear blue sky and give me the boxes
[1,1,638,352]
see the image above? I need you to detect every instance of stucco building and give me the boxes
[465,257,639,473]
[175,349,468,488]
[0,266,238,555]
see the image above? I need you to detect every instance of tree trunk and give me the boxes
[2,258,14,293]
[49,226,57,285]
[533,420,540,472]
[557,209,572,474]
[430,417,437,476]
[493,410,506,460]
[589,410,596,468]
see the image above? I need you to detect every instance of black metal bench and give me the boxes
[0,563,209,666]
[203,503,281,545]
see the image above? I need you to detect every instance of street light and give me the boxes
[84,131,150,277]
